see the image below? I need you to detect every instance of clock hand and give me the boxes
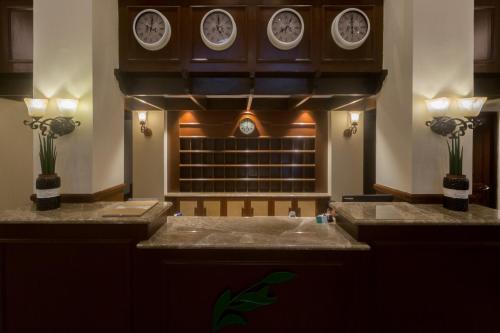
[351,15,354,36]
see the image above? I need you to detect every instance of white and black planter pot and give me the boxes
[36,174,61,211]
[443,174,469,212]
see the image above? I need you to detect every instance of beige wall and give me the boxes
[376,0,413,193]
[33,0,123,194]
[411,0,474,194]
[0,99,33,209]
[330,111,364,201]
[132,111,165,200]
[377,0,474,195]
[34,0,93,193]
[92,0,124,193]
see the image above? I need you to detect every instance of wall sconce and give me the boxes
[23,98,81,138]
[138,111,152,137]
[344,111,360,137]
[425,97,487,138]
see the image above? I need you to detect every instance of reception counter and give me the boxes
[138,216,367,250]
[0,201,171,238]
[134,215,370,332]
[331,201,500,333]
[0,202,172,333]
[331,202,500,241]
[1,201,500,333]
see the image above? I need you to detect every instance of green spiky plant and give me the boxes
[38,134,57,175]
[446,136,463,176]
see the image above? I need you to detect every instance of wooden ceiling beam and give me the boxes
[188,95,207,111]
[288,95,312,110]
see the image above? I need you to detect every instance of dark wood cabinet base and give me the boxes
[134,249,370,333]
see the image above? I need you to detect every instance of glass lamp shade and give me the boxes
[138,111,148,123]
[350,111,361,124]
[56,99,79,118]
[425,97,451,118]
[24,98,48,118]
[456,97,487,118]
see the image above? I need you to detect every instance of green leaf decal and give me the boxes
[211,272,295,332]
[237,291,276,305]
[229,301,263,313]
[215,314,247,332]
[257,286,269,297]
[261,272,296,285]
[212,289,231,331]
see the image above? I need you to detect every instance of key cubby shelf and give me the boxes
[179,137,316,192]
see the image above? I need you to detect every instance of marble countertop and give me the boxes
[138,216,369,250]
[331,202,500,225]
[165,192,331,198]
[0,202,172,225]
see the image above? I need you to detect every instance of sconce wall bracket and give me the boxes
[344,122,358,138]
[140,121,152,137]
[425,116,482,139]
[24,117,81,138]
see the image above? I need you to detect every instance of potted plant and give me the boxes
[36,134,61,211]
[443,136,469,211]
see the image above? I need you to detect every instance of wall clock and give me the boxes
[331,8,370,50]
[239,118,256,135]
[133,9,171,51]
[200,9,237,51]
[267,8,304,51]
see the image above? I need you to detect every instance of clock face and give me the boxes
[331,8,371,50]
[201,9,237,51]
[338,11,369,43]
[133,9,171,51]
[239,118,256,135]
[271,10,302,43]
[267,8,304,50]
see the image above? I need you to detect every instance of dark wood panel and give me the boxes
[115,69,387,97]
[321,4,382,72]
[0,245,3,333]
[475,72,500,98]
[255,5,313,64]
[0,0,33,73]
[363,109,376,194]
[472,112,498,208]
[372,244,500,333]
[167,110,327,193]
[190,6,249,64]
[475,0,500,73]
[0,72,32,99]
[120,5,182,72]
[134,249,370,333]
[118,0,384,73]
[167,111,181,192]
[3,241,132,333]
[475,6,495,62]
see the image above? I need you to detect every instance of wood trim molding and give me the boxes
[0,72,32,100]
[373,184,443,204]
[30,184,125,203]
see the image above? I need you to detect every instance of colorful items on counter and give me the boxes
[316,207,336,224]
